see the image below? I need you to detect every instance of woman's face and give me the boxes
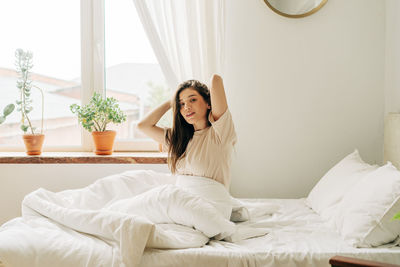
[178,88,210,130]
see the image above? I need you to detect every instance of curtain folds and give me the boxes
[132,0,225,90]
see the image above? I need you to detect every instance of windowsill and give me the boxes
[0,152,167,164]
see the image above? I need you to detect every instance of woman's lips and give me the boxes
[186,112,195,118]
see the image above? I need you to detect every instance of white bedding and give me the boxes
[140,199,400,267]
[0,170,399,267]
[0,170,272,267]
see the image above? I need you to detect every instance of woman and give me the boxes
[137,74,236,189]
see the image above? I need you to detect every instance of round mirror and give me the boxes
[264,0,328,18]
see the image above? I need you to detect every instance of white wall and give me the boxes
[0,0,388,223]
[383,0,400,168]
[385,0,400,115]
[225,0,385,198]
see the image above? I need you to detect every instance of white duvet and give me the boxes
[0,170,274,267]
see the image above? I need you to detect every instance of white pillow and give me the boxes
[147,224,209,249]
[104,184,235,238]
[331,162,400,247]
[306,150,377,218]
[175,175,250,222]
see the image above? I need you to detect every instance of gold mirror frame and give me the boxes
[264,0,328,18]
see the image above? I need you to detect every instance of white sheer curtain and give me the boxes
[132,0,225,89]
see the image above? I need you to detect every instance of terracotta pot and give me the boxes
[23,134,45,156]
[92,130,116,155]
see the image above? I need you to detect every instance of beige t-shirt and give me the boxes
[165,109,237,189]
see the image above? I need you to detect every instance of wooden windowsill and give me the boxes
[0,152,167,164]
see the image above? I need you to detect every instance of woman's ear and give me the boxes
[207,104,211,109]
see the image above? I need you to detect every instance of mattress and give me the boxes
[140,198,400,267]
[0,198,399,267]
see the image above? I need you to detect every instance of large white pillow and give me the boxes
[331,162,400,247]
[147,224,209,249]
[175,175,251,222]
[104,184,235,238]
[306,150,377,217]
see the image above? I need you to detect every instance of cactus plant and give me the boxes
[15,48,44,134]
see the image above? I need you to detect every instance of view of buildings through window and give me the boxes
[0,0,170,148]
[105,0,171,141]
[0,0,81,146]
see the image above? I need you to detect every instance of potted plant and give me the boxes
[70,92,126,155]
[0,104,15,124]
[15,49,45,155]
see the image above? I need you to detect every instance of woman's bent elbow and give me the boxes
[137,121,146,131]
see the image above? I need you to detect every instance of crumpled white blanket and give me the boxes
[1,170,278,267]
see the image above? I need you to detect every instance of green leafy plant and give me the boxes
[15,49,44,134]
[393,212,400,221]
[70,92,127,132]
[0,104,15,124]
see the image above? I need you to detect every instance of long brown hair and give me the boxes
[166,79,211,173]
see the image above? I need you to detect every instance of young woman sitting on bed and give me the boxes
[137,74,236,189]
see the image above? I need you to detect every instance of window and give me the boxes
[105,0,171,151]
[0,0,169,152]
[0,0,81,149]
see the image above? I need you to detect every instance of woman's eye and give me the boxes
[190,98,196,102]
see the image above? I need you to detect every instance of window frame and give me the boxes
[82,0,158,152]
[0,0,160,152]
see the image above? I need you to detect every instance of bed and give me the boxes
[1,150,400,266]
[0,197,399,267]
[139,198,400,267]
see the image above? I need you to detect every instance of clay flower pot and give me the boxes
[23,134,45,155]
[92,130,116,155]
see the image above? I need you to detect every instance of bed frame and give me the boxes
[330,256,400,267]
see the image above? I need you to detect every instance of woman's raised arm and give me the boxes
[210,74,228,121]
[137,100,171,145]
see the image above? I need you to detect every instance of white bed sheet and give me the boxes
[140,198,400,267]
